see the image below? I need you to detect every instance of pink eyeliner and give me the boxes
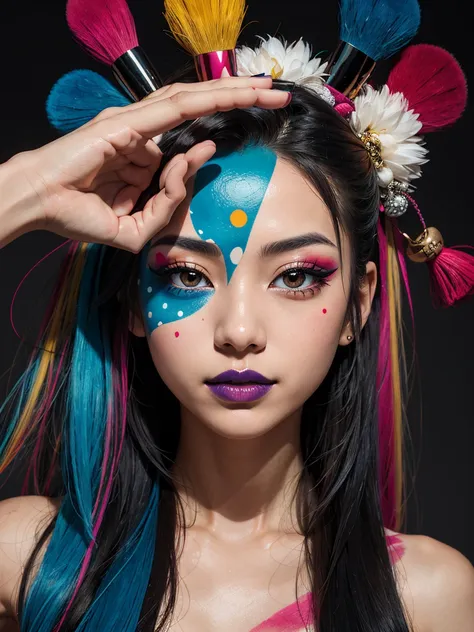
[301,255,339,272]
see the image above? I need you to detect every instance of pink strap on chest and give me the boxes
[249,533,406,632]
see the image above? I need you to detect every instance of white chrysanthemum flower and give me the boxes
[351,85,429,187]
[236,35,334,104]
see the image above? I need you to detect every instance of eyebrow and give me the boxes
[150,235,221,257]
[259,232,337,257]
[150,231,337,258]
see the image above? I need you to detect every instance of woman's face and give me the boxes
[131,146,376,439]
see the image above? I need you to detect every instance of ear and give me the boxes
[339,261,377,345]
[129,309,147,338]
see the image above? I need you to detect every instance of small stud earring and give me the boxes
[346,335,353,341]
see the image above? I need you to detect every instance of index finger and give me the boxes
[109,86,291,141]
[82,75,275,131]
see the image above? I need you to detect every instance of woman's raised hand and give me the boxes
[2,76,288,252]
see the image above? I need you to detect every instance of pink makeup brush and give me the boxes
[66,0,163,101]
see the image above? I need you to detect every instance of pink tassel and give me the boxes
[402,195,474,308]
[387,44,467,133]
[428,246,474,307]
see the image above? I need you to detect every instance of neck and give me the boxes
[171,406,304,543]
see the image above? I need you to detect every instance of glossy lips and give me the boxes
[205,369,275,403]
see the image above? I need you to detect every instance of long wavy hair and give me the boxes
[0,79,412,632]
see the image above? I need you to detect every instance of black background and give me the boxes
[0,0,472,563]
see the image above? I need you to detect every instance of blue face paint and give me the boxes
[139,145,277,335]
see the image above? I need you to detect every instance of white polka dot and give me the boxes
[206,238,215,243]
[147,286,152,293]
[162,303,168,309]
[198,229,204,235]
[157,321,163,327]
[148,311,152,319]
[177,310,184,317]
[230,246,243,265]
[137,279,141,286]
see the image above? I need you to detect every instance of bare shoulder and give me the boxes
[0,495,61,623]
[385,528,474,632]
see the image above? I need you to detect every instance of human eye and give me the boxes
[270,260,338,299]
[150,261,214,296]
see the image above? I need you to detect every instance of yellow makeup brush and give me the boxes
[163,0,247,80]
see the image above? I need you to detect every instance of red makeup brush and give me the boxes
[66,0,162,101]
[387,44,467,134]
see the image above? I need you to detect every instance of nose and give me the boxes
[213,278,267,356]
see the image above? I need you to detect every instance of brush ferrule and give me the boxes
[326,41,376,99]
[195,50,237,81]
[112,47,163,101]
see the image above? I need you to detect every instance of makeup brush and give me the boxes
[66,0,163,101]
[163,0,247,80]
[326,0,421,98]
[46,69,133,134]
[387,44,467,134]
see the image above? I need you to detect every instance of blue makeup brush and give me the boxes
[46,69,133,134]
[327,0,421,98]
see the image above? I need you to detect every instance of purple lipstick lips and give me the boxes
[205,369,275,403]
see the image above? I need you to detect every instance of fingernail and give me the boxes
[199,140,216,151]
[284,92,292,106]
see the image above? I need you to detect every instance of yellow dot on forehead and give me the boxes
[229,209,248,228]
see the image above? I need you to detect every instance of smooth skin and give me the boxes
[0,75,473,631]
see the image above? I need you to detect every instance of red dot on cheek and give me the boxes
[322,308,327,314]
[175,331,180,338]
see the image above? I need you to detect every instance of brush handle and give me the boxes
[112,47,163,101]
[326,41,375,99]
[195,50,237,81]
